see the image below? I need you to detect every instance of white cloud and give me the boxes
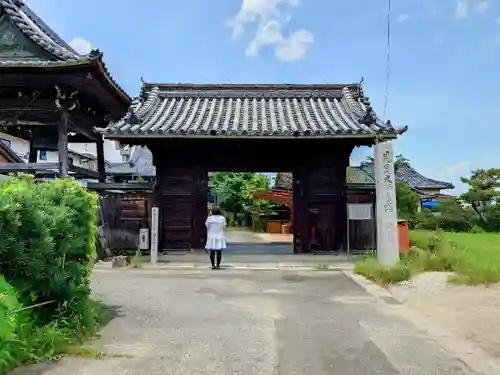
[473,1,490,13]
[455,0,468,19]
[396,14,409,23]
[228,0,313,62]
[274,29,314,61]
[69,37,93,55]
[455,0,490,19]
[445,161,470,174]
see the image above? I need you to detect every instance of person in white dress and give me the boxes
[205,206,227,269]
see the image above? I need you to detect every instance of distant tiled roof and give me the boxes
[0,141,23,163]
[0,1,131,102]
[100,83,407,138]
[274,171,293,190]
[361,162,454,190]
[106,146,156,177]
[274,162,453,191]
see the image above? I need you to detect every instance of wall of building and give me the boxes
[0,131,123,166]
[419,188,442,195]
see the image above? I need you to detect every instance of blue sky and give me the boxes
[28,0,500,193]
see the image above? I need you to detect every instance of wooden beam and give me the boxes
[96,137,106,183]
[58,111,69,177]
[0,163,101,179]
[68,165,99,179]
[0,163,59,172]
[86,182,154,191]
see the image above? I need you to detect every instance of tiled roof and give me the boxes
[100,83,408,138]
[361,162,454,190]
[274,162,454,191]
[0,141,23,163]
[0,1,131,103]
[274,171,293,190]
[106,146,156,177]
[0,0,81,60]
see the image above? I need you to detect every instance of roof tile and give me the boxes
[102,84,408,138]
[274,162,454,191]
[0,0,80,60]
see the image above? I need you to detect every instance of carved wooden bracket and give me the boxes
[54,85,78,112]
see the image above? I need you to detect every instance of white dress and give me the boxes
[205,215,227,250]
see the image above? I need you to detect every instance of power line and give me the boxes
[383,0,392,119]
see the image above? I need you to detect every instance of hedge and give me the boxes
[0,174,99,323]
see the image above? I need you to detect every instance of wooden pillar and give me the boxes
[58,111,69,177]
[28,139,37,163]
[293,167,309,253]
[192,167,208,250]
[96,137,106,183]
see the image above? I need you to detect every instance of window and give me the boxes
[39,150,47,160]
[68,157,74,166]
[0,138,11,148]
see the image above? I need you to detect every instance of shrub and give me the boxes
[0,175,99,323]
[0,275,22,342]
[0,288,107,374]
[355,256,411,285]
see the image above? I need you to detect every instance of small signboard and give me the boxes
[347,203,372,221]
[138,228,149,250]
[150,207,159,264]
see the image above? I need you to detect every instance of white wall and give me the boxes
[0,132,123,163]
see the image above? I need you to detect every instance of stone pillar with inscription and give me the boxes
[374,140,399,266]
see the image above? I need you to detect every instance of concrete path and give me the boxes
[15,270,479,375]
[225,229,293,245]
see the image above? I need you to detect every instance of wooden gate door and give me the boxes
[157,166,207,250]
[293,164,346,253]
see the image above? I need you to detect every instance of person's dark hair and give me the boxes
[211,206,221,215]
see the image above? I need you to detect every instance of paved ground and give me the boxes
[225,229,293,245]
[15,269,480,375]
[152,252,353,267]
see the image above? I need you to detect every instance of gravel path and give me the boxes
[390,272,500,359]
[13,269,479,375]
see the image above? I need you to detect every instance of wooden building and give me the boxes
[0,0,130,180]
[98,82,407,258]
[261,163,453,250]
[0,140,23,165]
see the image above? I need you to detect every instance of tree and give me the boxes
[211,172,260,215]
[396,182,419,219]
[211,172,278,229]
[364,153,409,170]
[459,168,500,227]
[241,175,278,230]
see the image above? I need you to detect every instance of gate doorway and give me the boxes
[209,171,293,255]
[99,83,406,254]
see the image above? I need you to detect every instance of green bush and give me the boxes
[355,256,411,285]
[0,175,99,323]
[0,278,106,374]
[0,275,23,342]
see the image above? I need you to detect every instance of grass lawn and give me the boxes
[355,230,500,286]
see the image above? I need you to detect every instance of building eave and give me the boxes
[99,82,408,139]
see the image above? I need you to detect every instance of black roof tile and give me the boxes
[274,163,453,191]
[0,0,80,60]
[0,1,131,103]
[100,83,408,138]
